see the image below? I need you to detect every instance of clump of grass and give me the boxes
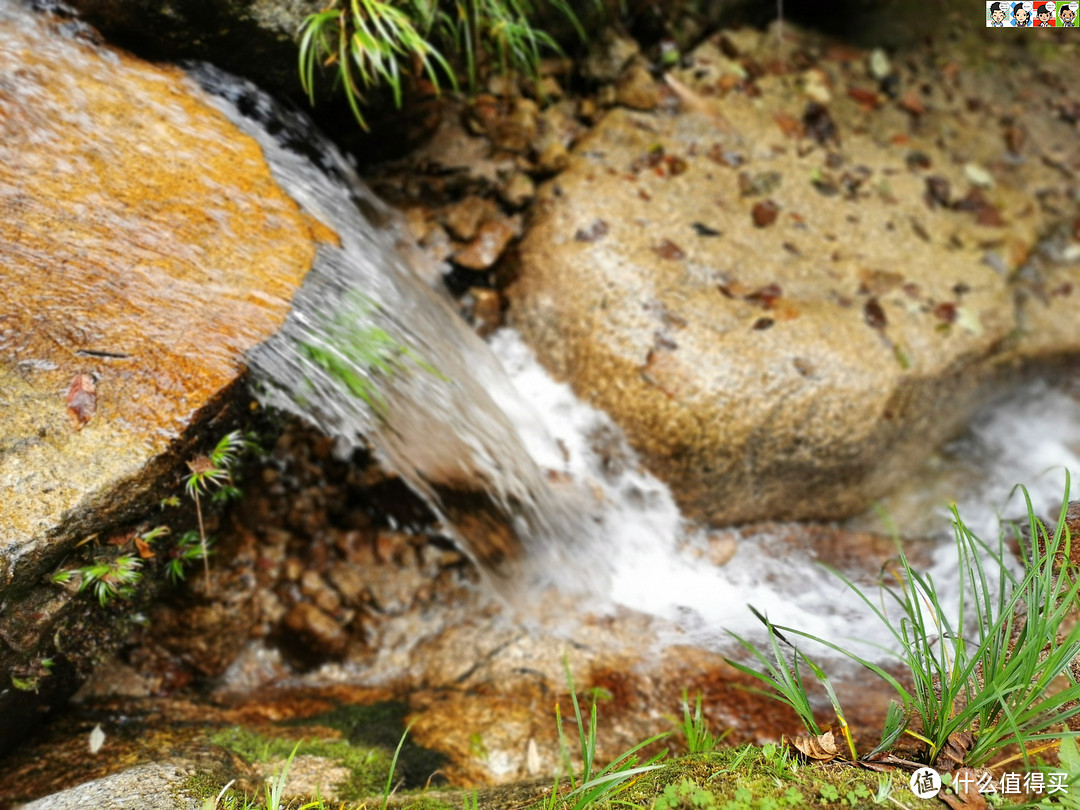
[51,553,143,607]
[729,474,1080,769]
[298,0,594,128]
[299,291,443,417]
[50,432,251,609]
[678,690,725,755]
[549,656,668,809]
[265,740,302,810]
[184,430,246,588]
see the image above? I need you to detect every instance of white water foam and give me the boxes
[490,328,1080,656]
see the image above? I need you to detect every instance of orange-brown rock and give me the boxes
[0,3,327,753]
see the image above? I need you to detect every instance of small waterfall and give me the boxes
[189,66,601,596]
[188,65,1079,652]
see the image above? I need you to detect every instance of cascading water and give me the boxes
[190,63,1079,657]
[190,65,603,597]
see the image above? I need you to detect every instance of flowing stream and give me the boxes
[192,65,1080,658]
[191,66,603,596]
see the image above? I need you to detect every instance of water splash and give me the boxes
[491,329,1079,653]
[189,66,597,596]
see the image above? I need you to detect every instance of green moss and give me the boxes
[177,770,250,807]
[394,797,459,810]
[524,747,909,809]
[179,770,223,802]
[281,701,448,789]
[212,725,397,801]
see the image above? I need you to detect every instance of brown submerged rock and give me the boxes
[0,3,327,753]
[510,27,1080,525]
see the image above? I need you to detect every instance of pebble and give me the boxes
[300,570,341,614]
[751,199,780,228]
[454,217,517,270]
[494,97,539,153]
[328,561,369,606]
[282,556,303,582]
[499,173,535,209]
[442,196,496,241]
[466,287,502,336]
[868,48,891,81]
[964,163,995,189]
[582,31,640,83]
[535,140,570,174]
[801,69,831,104]
[615,61,660,111]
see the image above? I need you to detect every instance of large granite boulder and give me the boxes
[509,26,1080,525]
[0,2,326,753]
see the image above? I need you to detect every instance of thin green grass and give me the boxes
[298,0,596,127]
[552,656,668,809]
[729,474,1080,768]
[382,724,412,810]
[299,1,454,128]
[678,690,726,755]
[265,740,302,810]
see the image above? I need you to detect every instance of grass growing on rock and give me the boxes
[298,0,596,128]
[188,480,1080,809]
[548,746,909,810]
[187,741,911,809]
[211,726,399,802]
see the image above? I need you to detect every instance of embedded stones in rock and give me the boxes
[0,4,326,753]
[509,29,1080,525]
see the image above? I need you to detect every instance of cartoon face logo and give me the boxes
[1013,1,1033,23]
[1061,2,1078,23]
[1036,0,1054,22]
[989,0,1009,22]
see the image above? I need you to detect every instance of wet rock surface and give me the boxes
[508,25,1080,525]
[6,4,1080,807]
[0,2,325,755]
[0,420,910,806]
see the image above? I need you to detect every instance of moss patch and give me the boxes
[212,726,391,801]
[211,713,450,804]
[179,770,250,806]
[173,742,918,809]
[281,701,449,788]
[551,747,909,810]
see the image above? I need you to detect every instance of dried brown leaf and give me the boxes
[847,86,882,109]
[106,529,135,547]
[792,730,839,761]
[935,731,975,770]
[773,112,803,139]
[66,373,96,430]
